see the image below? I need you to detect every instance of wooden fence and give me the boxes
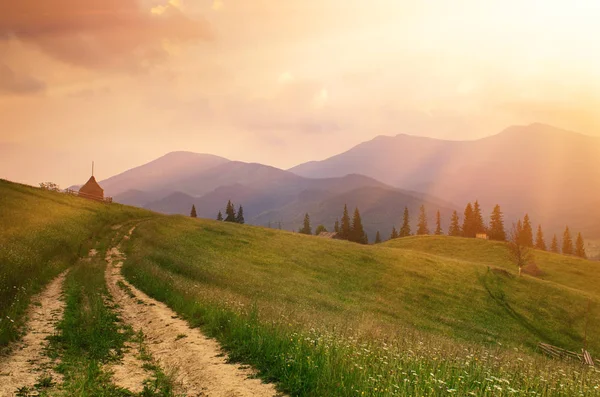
[538,342,595,366]
[65,189,113,203]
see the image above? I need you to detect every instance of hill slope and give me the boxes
[290,123,600,239]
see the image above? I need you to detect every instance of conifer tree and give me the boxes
[462,203,475,237]
[235,205,245,224]
[434,210,443,235]
[224,200,236,222]
[334,219,340,234]
[473,200,485,234]
[488,204,506,241]
[190,204,197,218]
[340,205,351,240]
[516,219,523,244]
[562,226,573,255]
[350,207,367,244]
[535,225,546,251]
[390,226,399,239]
[416,205,429,235]
[375,231,382,244]
[299,213,312,235]
[399,207,411,237]
[575,233,586,258]
[217,211,223,221]
[315,225,327,235]
[550,234,560,253]
[448,211,461,236]
[521,214,534,247]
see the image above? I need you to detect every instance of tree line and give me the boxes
[191,200,588,259]
[299,205,368,244]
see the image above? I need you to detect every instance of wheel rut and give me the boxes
[105,227,281,397]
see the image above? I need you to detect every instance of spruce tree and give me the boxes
[299,213,312,235]
[550,234,560,253]
[488,204,506,241]
[224,200,236,222]
[334,219,340,233]
[390,226,399,239]
[350,207,367,244]
[190,204,197,218]
[416,205,429,235]
[473,200,485,234]
[562,226,573,255]
[575,233,586,258]
[448,211,461,237]
[462,203,475,237]
[217,211,223,221]
[340,205,351,240]
[521,214,534,247]
[535,225,546,251]
[434,210,443,235]
[235,205,245,224]
[375,231,382,244]
[516,220,524,244]
[399,207,411,237]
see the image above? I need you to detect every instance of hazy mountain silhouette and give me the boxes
[290,123,600,238]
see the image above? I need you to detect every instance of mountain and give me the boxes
[101,154,452,241]
[290,123,600,238]
[100,151,230,198]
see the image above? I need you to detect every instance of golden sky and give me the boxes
[1,0,600,186]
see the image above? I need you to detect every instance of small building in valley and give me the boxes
[476,233,489,240]
[318,231,342,239]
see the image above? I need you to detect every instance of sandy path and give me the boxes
[0,271,67,397]
[105,229,280,397]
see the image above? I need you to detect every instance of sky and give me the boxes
[1,0,600,187]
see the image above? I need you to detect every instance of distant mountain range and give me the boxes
[87,123,600,242]
[291,123,600,240]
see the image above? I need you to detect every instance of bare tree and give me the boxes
[507,223,533,277]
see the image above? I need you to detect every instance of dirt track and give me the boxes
[105,228,280,397]
[0,271,67,397]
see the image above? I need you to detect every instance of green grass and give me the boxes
[121,216,600,396]
[0,179,148,347]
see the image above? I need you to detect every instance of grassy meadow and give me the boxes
[0,179,148,347]
[121,216,600,396]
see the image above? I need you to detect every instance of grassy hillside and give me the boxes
[0,179,149,347]
[383,235,600,299]
[121,216,600,396]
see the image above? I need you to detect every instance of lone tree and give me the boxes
[399,207,411,237]
[416,205,429,235]
[434,210,443,235]
[374,231,382,244]
[462,203,475,237]
[550,234,560,253]
[562,226,573,255]
[535,225,546,251]
[350,207,368,244]
[299,213,312,235]
[235,205,245,224]
[217,211,223,221]
[315,225,328,235]
[339,205,351,240]
[224,200,236,222]
[448,211,461,237]
[575,233,586,258]
[488,204,506,241]
[390,226,399,240]
[508,223,533,277]
[521,214,534,247]
[190,204,197,218]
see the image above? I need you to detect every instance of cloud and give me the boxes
[212,0,224,11]
[0,0,212,71]
[0,63,46,95]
